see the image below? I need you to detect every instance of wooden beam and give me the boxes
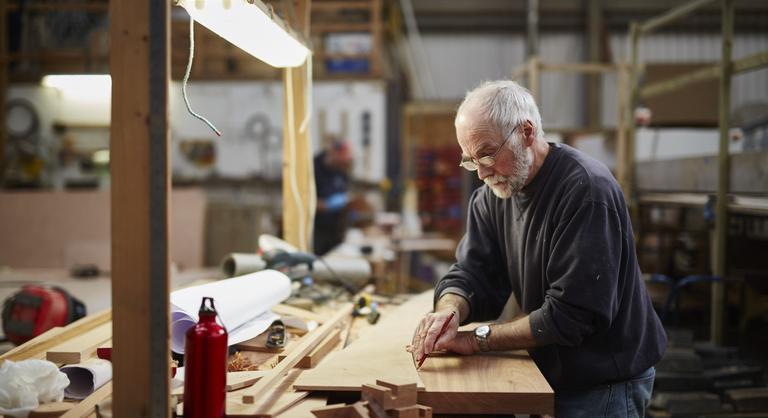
[615,62,630,196]
[711,0,733,346]
[282,0,314,251]
[0,310,111,365]
[0,0,6,183]
[638,0,718,34]
[640,50,768,99]
[539,62,618,74]
[60,381,112,418]
[241,303,353,404]
[46,322,111,364]
[110,0,170,415]
[527,56,540,103]
[586,0,603,129]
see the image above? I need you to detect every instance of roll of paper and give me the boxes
[221,253,267,277]
[170,269,291,354]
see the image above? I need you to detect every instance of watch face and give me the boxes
[475,325,491,338]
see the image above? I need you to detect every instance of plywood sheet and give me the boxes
[294,291,554,415]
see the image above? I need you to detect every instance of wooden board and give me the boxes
[293,294,429,392]
[417,351,554,415]
[46,322,112,364]
[172,371,267,400]
[226,369,308,418]
[279,328,341,368]
[274,396,328,418]
[294,291,554,415]
[241,304,354,404]
[0,310,111,365]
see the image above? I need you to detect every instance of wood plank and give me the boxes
[0,310,111,365]
[173,370,268,400]
[417,351,553,415]
[273,303,327,324]
[274,396,328,418]
[60,381,112,418]
[282,55,314,251]
[293,294,430,392]
[226,369,308,417]
[109,0,170,415]
[279,328,342,368]
[46,322,112,364]
[294,291,554,415]
[241,304,354,404]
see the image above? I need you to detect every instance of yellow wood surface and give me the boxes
[294,291,554,415]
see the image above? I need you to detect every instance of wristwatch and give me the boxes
[474,325,492,352]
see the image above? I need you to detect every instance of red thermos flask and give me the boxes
[184,297,228,418]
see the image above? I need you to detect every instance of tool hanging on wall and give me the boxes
[2,285,86,345]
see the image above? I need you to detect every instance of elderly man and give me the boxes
[408,80,666,417]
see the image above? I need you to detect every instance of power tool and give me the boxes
[2,285,86,345]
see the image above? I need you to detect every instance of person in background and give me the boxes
[407,80,667,418]
[313,139,353,255]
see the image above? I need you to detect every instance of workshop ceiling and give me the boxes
[408,0,768,33]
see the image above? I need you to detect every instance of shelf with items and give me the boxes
[310,0,383,79]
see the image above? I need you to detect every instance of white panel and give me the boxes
[169,80,387,182]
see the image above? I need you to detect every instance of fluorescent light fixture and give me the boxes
[176,0,310,68]
[42,74,112,102]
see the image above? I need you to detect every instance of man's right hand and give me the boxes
[406,308,460,367]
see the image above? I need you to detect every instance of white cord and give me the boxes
[183,16,221,137]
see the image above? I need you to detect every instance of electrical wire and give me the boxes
[183,16,222,137]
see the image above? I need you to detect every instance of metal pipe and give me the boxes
[711,0,733,345]
[639,0,718,34]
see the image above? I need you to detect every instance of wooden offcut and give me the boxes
[278,328,341,368]
[60,382,112,418]
[46,322,111,364]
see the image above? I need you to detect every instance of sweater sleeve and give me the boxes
[434,188,511,324]
[528,200,623,346]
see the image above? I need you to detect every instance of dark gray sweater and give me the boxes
[436,142,667,390]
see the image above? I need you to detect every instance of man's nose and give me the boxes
[477,165,493,180]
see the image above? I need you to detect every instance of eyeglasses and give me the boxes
[458,125,519,171]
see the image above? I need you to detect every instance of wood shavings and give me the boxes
[228,351,259,372]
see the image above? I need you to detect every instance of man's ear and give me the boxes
[523,120,536,146]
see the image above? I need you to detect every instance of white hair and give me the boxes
[456,80,544,144]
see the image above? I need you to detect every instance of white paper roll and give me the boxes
[170,269,291,354]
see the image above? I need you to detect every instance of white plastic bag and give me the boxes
[0,359,70,418]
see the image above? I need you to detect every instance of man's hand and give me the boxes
[406,309,462,367]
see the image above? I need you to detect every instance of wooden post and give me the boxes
[0,0,6,182]
[110,0,170,415]
[586,0,603,129]
[369,0,382,77]
[616,62,629,196]
[283,0,314,251]
[528,56,540,104]
[627,22,640,224]
[711,0,733,345]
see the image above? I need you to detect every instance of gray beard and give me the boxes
[483,144,533,199]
